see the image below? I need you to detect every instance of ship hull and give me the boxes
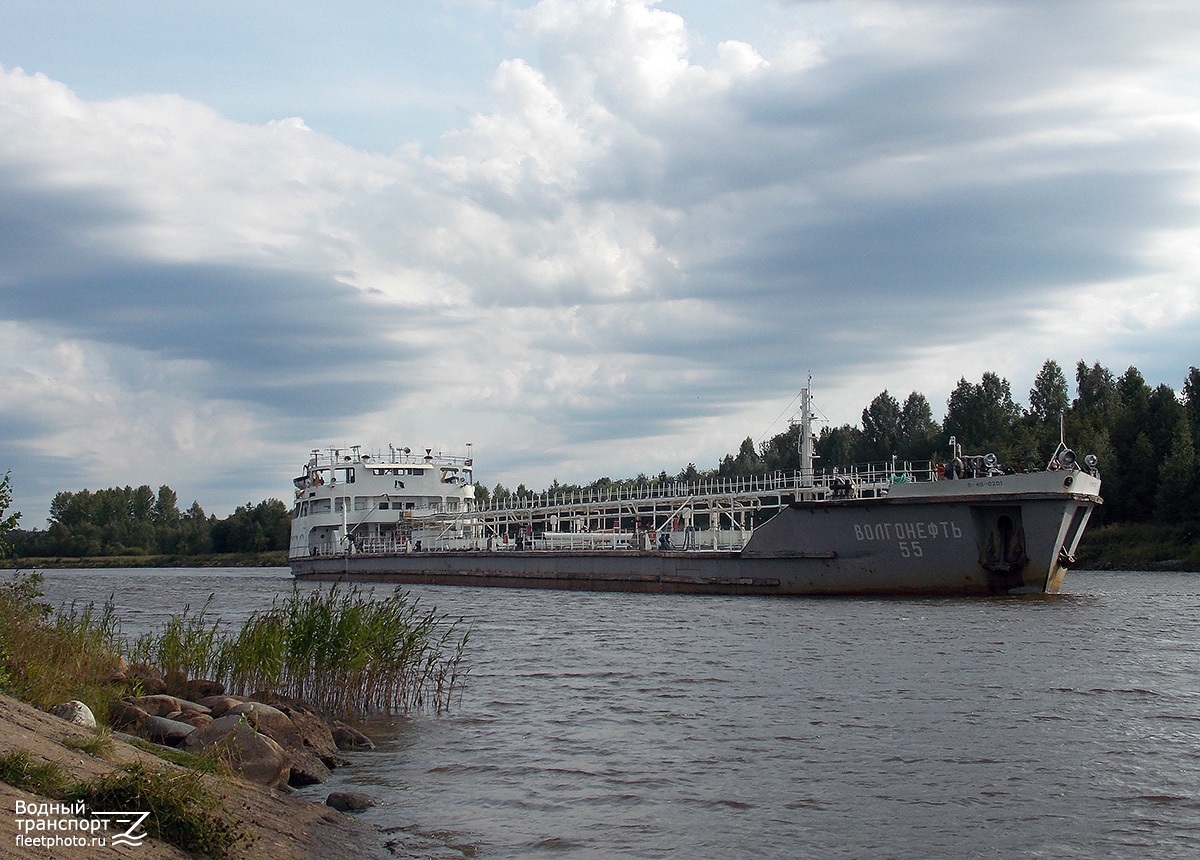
[290,480,1098,596]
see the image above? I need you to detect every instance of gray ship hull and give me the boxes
[290,475,1099,596]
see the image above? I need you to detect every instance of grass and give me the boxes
[119,735,230,773]
[68,760,246,858]
[129,594,226,684]
[0,748,71,797]
[0,570,467,856]
[0,572,126,718]
[130,584,470,717]
[0,572,466,858]
[0,748,246,858]
[62,727,114,760]
[2,570,471,722]
[1076,521,1200,570]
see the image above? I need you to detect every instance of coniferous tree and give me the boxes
[815,424,861,468]
[1074,360,1119,434]
[180,501,213,555]
[1029,360,1069,422]
[1155,416,1199,524]
[1183,367,1200,453]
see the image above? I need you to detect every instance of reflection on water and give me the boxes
[31,568,1200,859]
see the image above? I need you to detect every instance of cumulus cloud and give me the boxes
[2,0,1199,520]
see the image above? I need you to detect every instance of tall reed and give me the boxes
[0,571,124,712]
[130,595,223,683]
[133,584,469,717]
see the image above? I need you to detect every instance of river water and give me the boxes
[29,567,1200,859]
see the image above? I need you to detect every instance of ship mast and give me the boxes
[798,379,816,487]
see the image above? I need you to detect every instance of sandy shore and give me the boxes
[0,694,391,860]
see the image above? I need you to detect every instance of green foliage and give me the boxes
[1075,521,1200,569]
[131,584,469,718]
[898,392,940,461]
[944,372,1023,456]
[1155,416,1199,523]
[711,361,1199,531]
[67,760,246,859]
[719,437,765,477]
[860,390,902,461]
[1029,359,1070,422]
[62,727,115,759]
[0,571,126,715]
[209,499,290,553]
[0,748,71,796]
[5,361,1199,564]
[130,595,225,683]
[10,487,286,560]
[0,747,245,859]
[0,471,20,557]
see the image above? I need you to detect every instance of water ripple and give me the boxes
[34,568,1200,860]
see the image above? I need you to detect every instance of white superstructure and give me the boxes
[291,446,477,557]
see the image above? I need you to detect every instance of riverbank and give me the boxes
[0,693,388,860]
[0,569,471,858]
[1073,522,1200,572]
[0,551,288,570]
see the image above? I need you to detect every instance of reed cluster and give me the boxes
[0,572,124,714]
[131,584,469,717]
[1,570,470,720]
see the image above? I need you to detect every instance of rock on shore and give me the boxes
[106,666,354,790]
[0,693,390,860]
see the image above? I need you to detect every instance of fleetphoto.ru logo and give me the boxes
[13,799,149,850]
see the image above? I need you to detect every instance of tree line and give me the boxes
[484,360,1200,528]
[6,484,290,558]
[725,360,1200,526]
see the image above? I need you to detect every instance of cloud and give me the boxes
[2,0,1199,521]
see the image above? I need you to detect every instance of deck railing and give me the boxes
[477,460,936,514]
[298,526,753,559]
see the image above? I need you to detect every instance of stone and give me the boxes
[108,700,150,731]
[326,792,376,813]
[164,668,189,697]
[179,712,214,729]
[285,753,332,787]
[176,698,211,714]
[137,715,195,746]
[48,700,96,729]
[227,702,303,746]
[107,655,130,685]
[126,663,167,695]
[184,678,225,700]
[227,701,331,786]
[183,715,290,789]
[125,694,183,717]
[249,694,343,767]
[330,721,376,751]
[196,695,245,718]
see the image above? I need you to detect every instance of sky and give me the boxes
[1,0,1198,526]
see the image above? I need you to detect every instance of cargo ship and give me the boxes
[288,390,1101,595]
